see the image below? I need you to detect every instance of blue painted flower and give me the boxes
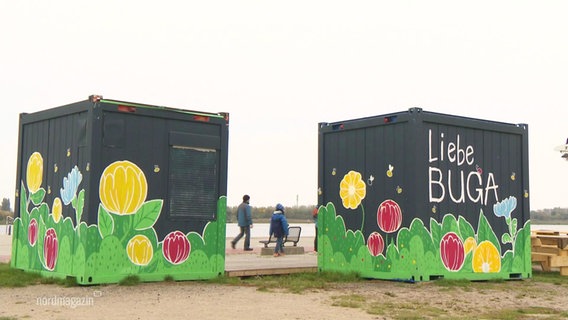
[493,196,517,219]
[60,166,83,205]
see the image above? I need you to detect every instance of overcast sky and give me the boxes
[1,1,567,210]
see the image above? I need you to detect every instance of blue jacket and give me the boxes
[269,210,289,238]
[236,201,253,227]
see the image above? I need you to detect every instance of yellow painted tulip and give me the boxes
[52,197,62,222]
[99,161,148,215]
[126,235,153,266]
[26,152,43,193]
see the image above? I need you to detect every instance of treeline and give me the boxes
[2,199,566,225]
[0,210,12,224]
[225,205,568,225]
[227,205,316,223]
[530,208,568,224]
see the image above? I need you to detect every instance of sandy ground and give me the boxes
[2,234,568,319]
[1,275,568,320]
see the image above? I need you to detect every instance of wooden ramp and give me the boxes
[225,251,318,277]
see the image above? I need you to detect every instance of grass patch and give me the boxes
[118,275,140,286]
[207,271,361,294]
[331,294,366,308]
[432,278,472,289]
[206,275,246,285]
[532,270,568,286]
[479,306,568,319]
[0,263,70,287]
[356,299,448,319]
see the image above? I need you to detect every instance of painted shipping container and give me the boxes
[11,95,229,284]
[317,108,531,281]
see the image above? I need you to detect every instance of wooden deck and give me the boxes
[225,253,318,277]
[225,244,318,277]
[224,236,318,277]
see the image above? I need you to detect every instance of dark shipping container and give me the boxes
[12,95,229,284]
[317,108,531,281]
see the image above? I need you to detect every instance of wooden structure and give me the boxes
[531,230,568,276]
[225,250,317,277]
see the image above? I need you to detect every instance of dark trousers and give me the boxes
[232,226,251,249]
[274,236,284,254]
[314,227,318,252]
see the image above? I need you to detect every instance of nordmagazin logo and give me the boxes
[36,293,98,308]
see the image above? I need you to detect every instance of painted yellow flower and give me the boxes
[339,170,366,209]
[52,197,62,223]
[26,152,43,193]
[472,240,501,273]
[99,161,148,215]
[463,237,477,255]
[126,234,153,266]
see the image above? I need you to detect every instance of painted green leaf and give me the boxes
[37,215,47,268]
[430,218,442,248]
[20,182,30,227]
[501,251,513,272]
[98,204,114,239]
[30,188,46,206]
[38,203,49,227]
[501,233,512,243]
[29,206,40,222]
[74,189,85,224]
[511,218,518,235]
[516,223,532,271]
[457,216,475,240]
[133,200,163,230]
[113,214,129,234]
[441,214,458,235]
[477,210,501,255]
[461,251,473,272]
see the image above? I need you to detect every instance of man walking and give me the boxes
[231,195,254,251]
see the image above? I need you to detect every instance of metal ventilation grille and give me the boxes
[168,146,218,219]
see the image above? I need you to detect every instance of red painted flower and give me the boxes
[440,232,465,271]
[367,232,385,257]
[28,218,38,246]
[377,199,402,233]
[162,231,191,265]
[43,228,58,271]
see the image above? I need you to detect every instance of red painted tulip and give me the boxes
[162,231,191,265]
[28,218,38,246]
[377,199,402,233]
[43,228,58,271]
[367,232,385,257]
[440,232,465,271]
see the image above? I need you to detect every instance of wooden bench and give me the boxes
[259,226,302,248]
